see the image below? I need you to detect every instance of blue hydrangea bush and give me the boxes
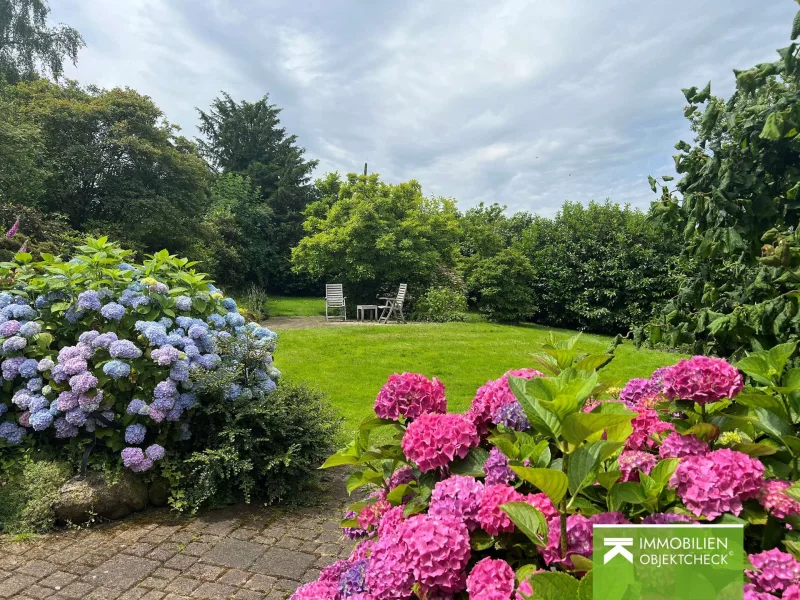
[0,237,279,473]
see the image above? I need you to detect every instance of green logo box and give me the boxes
[592,524,744,600]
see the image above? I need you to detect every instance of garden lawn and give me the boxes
[276,321,685,432]
[267,296,326,317]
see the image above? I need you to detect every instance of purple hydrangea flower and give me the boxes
[18,321,41,337]
[175,296,192,311]
[57,391,79,411]
[77,290,102,311]
[225,313,245,327]
[3,336,27,353]
[65,408,87,426]
[0,421,25,444]
[0,320,21,336]
[125,423,147,444]
[127,398,148,415]
[145,444,165,461]
[18,359,38,378]
[69,372,98,393]
[37,358,54,372]
[109,340,142,359]
[2,357,25,379]
[103,360,131,379]
[121,447,153,472]
[30,410,54,431]
[492,401,531,431]
[207,314,226,328]
[79,330,100,344]
[54,418,78,438]
[339,559,368,597]
[484,446,515,486]
[151,345,180,366]
[100,302,126,320]
[62,358,88,375]
[170,360,189,382]
[91,332,118,349]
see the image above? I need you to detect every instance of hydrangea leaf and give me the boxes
[499,501,548,547]
[510,466,568,505]
[561,412,635,446]
[577,569,594,600]
[568,441,623,495]
[523,571,580,600]
[450,447,489,477]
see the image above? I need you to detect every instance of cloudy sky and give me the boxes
[52,0,795,216]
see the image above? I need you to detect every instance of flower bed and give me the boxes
[296,338,800,599]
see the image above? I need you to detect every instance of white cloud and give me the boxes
[50,0,798,216]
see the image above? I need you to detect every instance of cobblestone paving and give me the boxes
[0,474,355,600]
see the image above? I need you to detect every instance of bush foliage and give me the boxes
[467,248,537,323]
[412,287,468,323]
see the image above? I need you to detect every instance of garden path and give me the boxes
[263,316,384,331]
[0,472,355,600]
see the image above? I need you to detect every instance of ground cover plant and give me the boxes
[292,336,800,600]
[276,323,684,431]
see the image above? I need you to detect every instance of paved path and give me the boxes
[0,473,355,600]
[263,316,389,331]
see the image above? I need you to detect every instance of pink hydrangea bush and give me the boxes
[304,352,800,600]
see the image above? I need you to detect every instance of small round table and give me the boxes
[357,305,379,321]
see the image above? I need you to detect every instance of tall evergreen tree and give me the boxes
[0,0,84,83]
[197,93,318,292]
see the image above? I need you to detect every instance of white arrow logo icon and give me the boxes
[604,537,634,564]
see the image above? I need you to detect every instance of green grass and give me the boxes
[267,296,326,317]
[276,321,685,432]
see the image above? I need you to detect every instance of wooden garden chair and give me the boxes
[325,284,346,321]
[379,284,407,323]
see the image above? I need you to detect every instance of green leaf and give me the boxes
[523,572,580,600]
[735,393,790,423]
[596,470,621,490]
[510,376,561,438]
[568,441,623,495]
[346,469,385,494]
[649,458,680,485]
[500,501,548,546]
[783,435,800,455]
[561,412,635,446]
[785,540,800,561]
[731,443,778,457]
[577,569,594,600]
[784,368,800,392]
[784,482,800,503]
[511,466,569,505]
[573,354,613,373]
[769,342,797,374]
[648,175,658,192]
[610,482,647,507]
[737,354,775,386]
[319,446,360,469]
[793,8,800,40]
[450,447,489,477]
[571,555,594,573]
[387,483,415,505]
[761,111,785,141]
[682,422,721,441]
[470,530,496,551]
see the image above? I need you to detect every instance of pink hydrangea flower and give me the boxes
[670,449,764,518]
[364,529,414,600]
[429,475,484,531]
[744,585,780,600]
[626,408,674,451]
[759,480,800,520]
[589,512,630,525]
[618,450,658,482]
[479,484,526,535]
[516,580,534,600]
[620,378,661,408]
[468,368,543,434]
[374,372,446,420]
[658,432,708,459]
[358,499,391,531]
[401,413,479,472]
[466,557,515,600]
[662,356,744,405]
[746,549,800,594]
[377,505,406,538]
[289,581,338,600]
[641,513,696,524]
[318,560,350,584]
[529,493,559,522]
[349,539,374,562]
[401,514,471,595]
[785,584,800,600]
[541,514,593,568]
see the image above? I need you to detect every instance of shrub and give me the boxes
[0,236,280,484]
[163,380,342,512]
[467,248,536,322]
[0,451,71,534]
[242,284,270,321]
[412,287,468,323]
[296,337,800,599]
[518,200,679,334]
